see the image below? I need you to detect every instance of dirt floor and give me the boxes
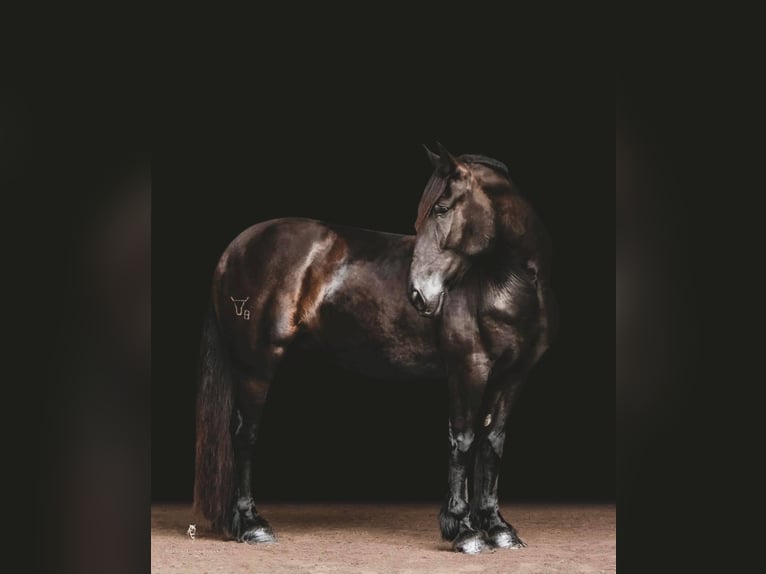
[152,502,615,573]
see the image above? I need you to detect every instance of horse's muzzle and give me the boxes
[410,288,445,317]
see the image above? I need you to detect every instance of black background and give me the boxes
[151,85,615,503]
[7,17,760,574]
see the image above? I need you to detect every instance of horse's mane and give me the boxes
[458,154,509,176]
[414,154,510,231]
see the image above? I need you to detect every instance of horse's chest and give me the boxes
[485,283,536,321]
[477,288,538,360]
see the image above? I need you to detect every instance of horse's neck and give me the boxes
[474,244,533,295]
[494,191,551,275]
[486,237,528,272]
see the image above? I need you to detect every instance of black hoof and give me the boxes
[241,525,277,544]
[439,498,469,541]
[453,530,488,554]
[488,525,526,549]
[230,499,277,544]
[439,509,463,541]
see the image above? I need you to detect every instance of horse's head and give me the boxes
[408,143,512,317]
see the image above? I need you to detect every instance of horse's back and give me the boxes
[219,217,335,264]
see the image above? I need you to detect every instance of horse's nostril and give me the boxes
[411,289,426,313]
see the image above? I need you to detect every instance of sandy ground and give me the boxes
[152,502,615,573]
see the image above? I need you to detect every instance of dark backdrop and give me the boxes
[152,88,614,503]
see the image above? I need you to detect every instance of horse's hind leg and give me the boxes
[230,371,276,543]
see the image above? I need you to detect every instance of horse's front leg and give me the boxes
[471,376,527,549]
[440,365,488,554]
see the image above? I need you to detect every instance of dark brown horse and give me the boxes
[193,143,557,553]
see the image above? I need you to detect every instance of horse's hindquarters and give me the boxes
[212,219,342,373]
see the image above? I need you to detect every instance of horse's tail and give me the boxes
[193,303,236,536]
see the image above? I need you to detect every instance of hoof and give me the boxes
[230,500,276,544]
[439,509,463,541]
[453,530,488,554]
[439,497,469,541]
[488,525,526,549]
[241,526,277,544]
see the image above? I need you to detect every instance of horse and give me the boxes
[193,143,557,554]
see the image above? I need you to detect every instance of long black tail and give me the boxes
[193,304,236,535]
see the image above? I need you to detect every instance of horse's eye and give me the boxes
[433,205,450,216]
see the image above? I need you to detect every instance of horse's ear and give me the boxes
[422,144,441,170]
[435,141,458,175]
